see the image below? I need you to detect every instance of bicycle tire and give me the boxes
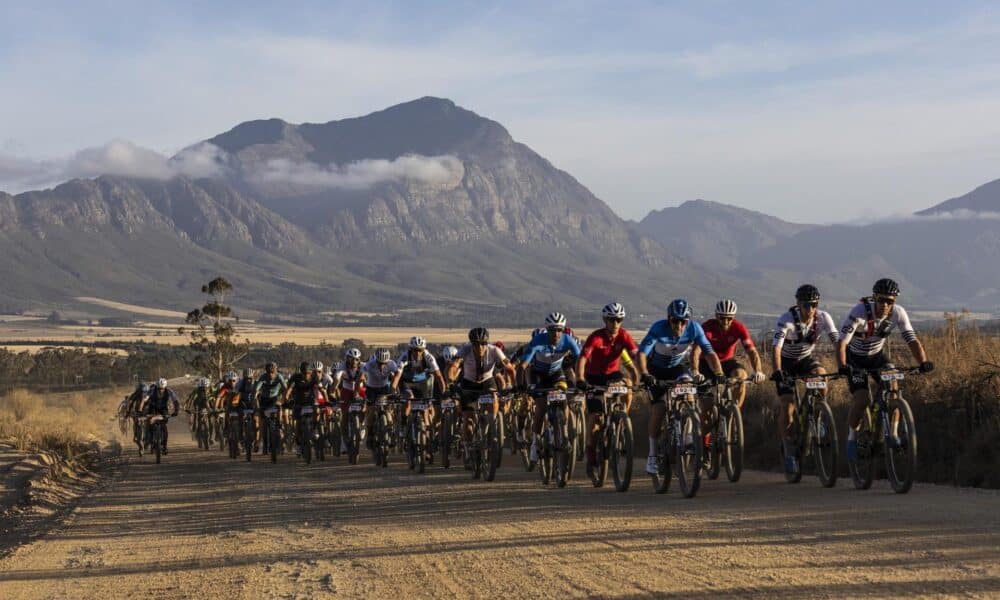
[886,396,917,494]
[812,400,838,488]
[675,407,703,498]
[724,404,744,483]
[849,409,876,490]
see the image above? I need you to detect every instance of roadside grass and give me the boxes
[0,388,124,461]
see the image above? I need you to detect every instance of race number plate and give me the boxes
[478,395,494,405]
[881,372,905,381]
[228,412,241,418]
[547,391,566,402]
[264,407,278,417]
[411,402,427,411]
[441,400,456,409]
[243,409,254,416]
[671,386,698,397]
[349,403,363,412]
[376,398,390,407]
[341,381,355,390]
[805,380,827,389]
[300,406,314,415]
[607,385,629,395]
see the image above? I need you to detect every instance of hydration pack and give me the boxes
[789,306,818,344]
[861,297,894,339]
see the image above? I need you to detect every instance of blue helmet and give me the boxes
[667,298,692,320]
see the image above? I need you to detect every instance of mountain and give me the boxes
[916,178,1000,215]
[634,199,815,271]
[0,98,757,322]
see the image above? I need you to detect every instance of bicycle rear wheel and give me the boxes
[886,397,917,494]
[675,407,703,498]
[724,404,744,483]
[591,418,608,488]
[812,400,838,488]
[783,406,804,484]
[849,409,876,490]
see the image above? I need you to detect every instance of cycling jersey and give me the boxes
[286,372,314,406]
[236,378,257,407]
[639,319,714,371]
[146,387,178,415]
[396,350,440,383]
[581,328,638,376]
[522,332,581,374]
[839,299,917,357]
[255,374,287,407]
[701,318,755,362]
[362,358,399,389]
[456,343,508,383]
[186,388,211,411]
[772,308,839,360]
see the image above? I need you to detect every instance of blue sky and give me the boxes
[2,1,1000,222]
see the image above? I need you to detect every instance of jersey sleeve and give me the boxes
[894,306,918,343]
[772,315,791,350]
[520,343,539,364]
[838,306,865,345]
[425,353,440,371]
[638,323,660,356]
[736,321,755,349]
[493,346,509,364]
[821,311,841,344]
[622,330,639,353]
[581,332,599,359]
[567,335,582,357]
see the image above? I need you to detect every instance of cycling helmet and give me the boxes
[715,299,738,317]
[139,383,149,394]
[872,278,900,296]
[314,361,324,372]
[345,348,362,361]
[468,327,490,343]
[242,368,254,378]
[531,327,546,338]
[545,312,567,329]
[409,336,427,350]
[601,302,626,319]
[225,371,238,382]
[197,378,208,388]
[156,377,167,389]
[374,348,391,363]
[265,361,277,371]
[667,298,692,320]
[795,284,820,302]
[135,382,146,392]
[442,345,459,362]
[334,361,345,372]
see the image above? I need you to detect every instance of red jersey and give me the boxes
[701,318,754,362]
[581,328,638,376]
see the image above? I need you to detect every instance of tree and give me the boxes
[178,277,249,380]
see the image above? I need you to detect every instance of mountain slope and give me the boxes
[916,178,1000,215]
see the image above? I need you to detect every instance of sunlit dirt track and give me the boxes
[1,421,997,599]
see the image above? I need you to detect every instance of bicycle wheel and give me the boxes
[539,433,553,485]
[651,433,671,494]
[783,405,804,484]
[440,411,452,469]
[417,427,427,474]
[270,421,280,463]
[484,415,499,482]
[591,417,608,488]
[302,419,313,465]
[849,409,876,490]
[348,415,360,465]
[574,405,586,462]
[407,420,417,470]
[565,424,578,482]
[705,423,721,481]
[610,415,633,492]
[330,417,342,457]
[154,425,162,464]
[228,418,240,459]
[315,420,326,462]
[812,400,838,488]
[724,404,744,483]
[675,407,703,498]
[494,413,504,472]
[244,418,254,462]
[886,396,917,494]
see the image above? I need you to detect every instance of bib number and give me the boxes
[607,385,629,395]
[411,402,427,411]
[300,406,314,415]
[671,386,697,397]
[441,400,456,409]
[880,372,904,381]
[804,380,827,390]
[547,391,566,403]
[478,395,495,405]
[349,403,362,412]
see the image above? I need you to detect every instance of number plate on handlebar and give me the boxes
[441,400,456,409]
[243,409,254,416]
[264,407,278,416]
[478,395,494,405]
[411,402,427,411]
[804,380,827,389]
[671,386,697,397]
[341,381,355,390]
[300,406,314,415]
[547,391,566,402]
[880,372,905,381]
[607,385,629,395]
[228,411,240,418]
[349,403,362,412]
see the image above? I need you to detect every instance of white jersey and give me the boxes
[840,300,917,357]
[456,343,508,383]
[362,358,399,388]
[773,308,839,361]
[396,350,440,382]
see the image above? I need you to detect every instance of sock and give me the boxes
[648,437,657,457]
[848,429,857,441]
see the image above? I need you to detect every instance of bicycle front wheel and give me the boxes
[812,401,838,488]
[724,404,744,483]
[610,415,633,492]
[675,408,703,498]
[849,409,876,490]
[886,397,917,494]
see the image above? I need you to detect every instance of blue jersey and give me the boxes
[522,332,582,374]
[639,320,714,371]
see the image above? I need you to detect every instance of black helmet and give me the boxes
[299,361,309,373]
[468,327,490,343]
[872,278,900,296]
[795,284,820,302]
[265,362,277,371]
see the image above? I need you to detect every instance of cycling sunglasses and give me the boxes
[603,317,623,323]
[472,341,489,346]
[668,317,689,325]
[547,327,565,333]
[798,301,819,308]
[875,295,896,305]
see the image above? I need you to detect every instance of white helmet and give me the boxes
[545,312,567,329]
[601,302,626,319]
[225,371,238,382]
[156,377,167,389]
[409,336,427,350]
[715,299,738,317]
[197,377,209,388]
[334,361,345,372]
[345,348,362,361]
[314,361,324,372]
[374,348,391,363]
[442,345,459,362]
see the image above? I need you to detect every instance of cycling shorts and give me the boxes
[846,350,892,393]
[698,357,745,379]
[459,378,497,411]
[776,355,823,395]
[648,365,693,405]
[584,372,627,414]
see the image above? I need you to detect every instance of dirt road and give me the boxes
[1,422,997,599]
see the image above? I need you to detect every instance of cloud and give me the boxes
[0,141,228,193]
[250,154,464,189]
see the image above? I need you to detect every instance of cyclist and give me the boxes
[255,362,287,449]
[125,383,149,447]
[692,299,767,409]
[184,378,213,440]
[438,345,459,397]
[771,284,840,474]
[836,278,934,461]
[445,327,515,448]
[335,348,367,452]
[143,378,179,454]
[520,312,582,463]
[576,302,639,475]
[362,349,399,449]
[637,299,725,475]
[393,336,447,428]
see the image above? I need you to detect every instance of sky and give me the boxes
[2,1,1000,222]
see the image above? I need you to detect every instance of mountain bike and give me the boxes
[131,413,145,456]
[406,399,432,474]
[226,406,243,460]
[147,414,169,464]
[345,399,365,465]
[195,408,211,451]
[702,378,749,483]
[438,393,460,469]
[566,392,585,481]
[849,367,921,494]
[214,409,226,452]
[282,406,297,453]
[393,396,408,455]
[465,391,503,481]
[530,387,572,487]
[646,379,706,498]
[241,407,256,462]
[782,373,840,487]
[326,404,343,458]
[118,398,128,436]
[587,383,634,491]
[262,404,282,463]
[506,393,534,471]
[297,403,317,464]
[369,393,397,468]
